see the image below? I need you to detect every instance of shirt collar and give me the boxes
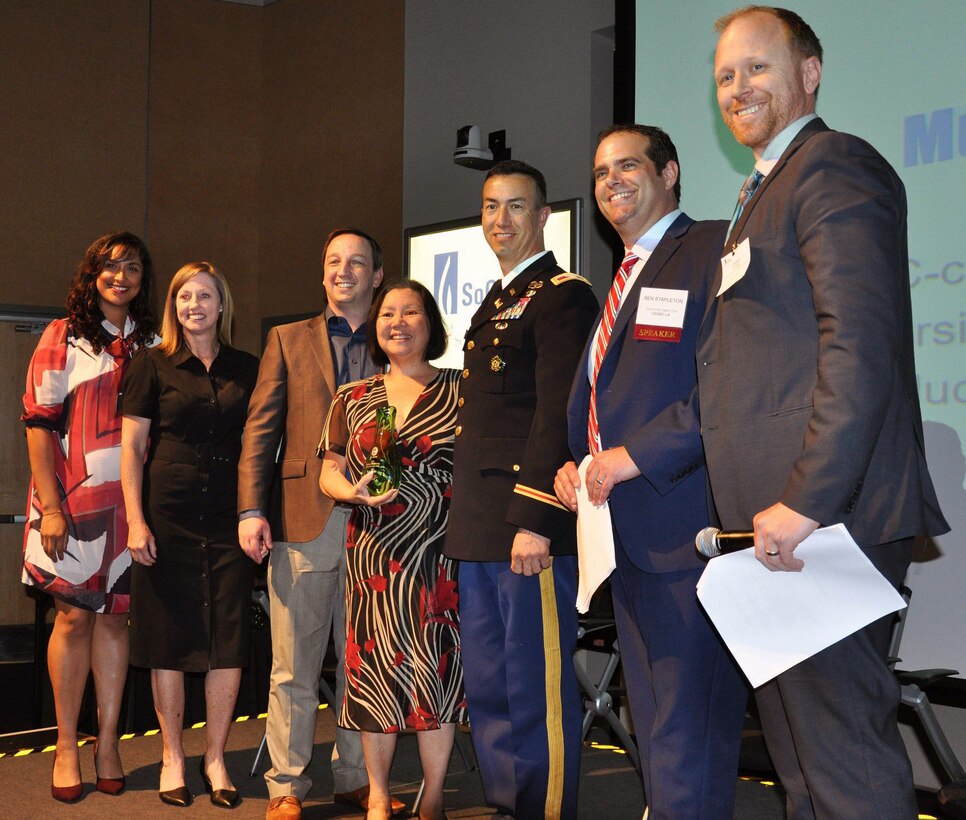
[171,343,227,368]
[501,250,549,289]
[325,308,367,339]
[172,344,196,367]
[101,316,136,338]
[629,208,681,257]
[756,113,818,176]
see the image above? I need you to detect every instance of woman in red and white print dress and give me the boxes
[22,232,156,802]
[320,281,465,820]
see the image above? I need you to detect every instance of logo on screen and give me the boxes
[434,252,459,315]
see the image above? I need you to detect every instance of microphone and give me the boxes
[695,527,755,558]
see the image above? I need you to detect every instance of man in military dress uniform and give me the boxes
[446,160,599,819]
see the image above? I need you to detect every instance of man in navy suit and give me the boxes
[701,8,948,818]
[555,125,748,818]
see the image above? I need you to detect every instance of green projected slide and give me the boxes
[635,0,965,673]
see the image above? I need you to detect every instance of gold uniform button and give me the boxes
[512,464,520,472]
[462,368,469,379]
[492,337,500,346]
[467,340,475,350]
[457,397,464,407]
[455,426,462,437]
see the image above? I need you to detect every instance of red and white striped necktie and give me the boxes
[588,252,639,455]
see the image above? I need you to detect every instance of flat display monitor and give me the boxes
[404,198,582,369]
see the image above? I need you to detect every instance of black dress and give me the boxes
[122,344,259,672]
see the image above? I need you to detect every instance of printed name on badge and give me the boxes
[634,287,688,343]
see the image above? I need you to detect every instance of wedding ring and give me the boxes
[595,478,604,484]
[765,550,779,556]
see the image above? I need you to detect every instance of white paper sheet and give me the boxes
[696,523,906,688]
[575,454,616,613]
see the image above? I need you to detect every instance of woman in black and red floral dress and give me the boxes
[320,281,465,820]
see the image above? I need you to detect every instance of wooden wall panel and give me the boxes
[257,0,406,321]
[0,0,150,308]
[146,0,264,351]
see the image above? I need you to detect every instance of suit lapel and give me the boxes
[607,215,691,353]
[464,251,559,339]
[728,118,830,246]
[306,313,337,395]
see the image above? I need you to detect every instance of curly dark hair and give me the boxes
[66,232,157,353]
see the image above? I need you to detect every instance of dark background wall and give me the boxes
[0,0,406,631]
[0,0,405,353]
[402,0,616,300]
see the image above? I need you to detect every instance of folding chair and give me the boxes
[574,618,641,774]
[890,586,966,819]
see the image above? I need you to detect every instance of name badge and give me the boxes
[634,287,688,342]
[718,237,751,296]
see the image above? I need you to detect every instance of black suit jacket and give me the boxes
[697,118,947,546]
[446,251,599,561]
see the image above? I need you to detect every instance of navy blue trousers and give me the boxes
[459,556,582,819]
[611,535,749,819]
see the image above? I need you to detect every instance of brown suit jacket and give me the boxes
[238,314,337,543]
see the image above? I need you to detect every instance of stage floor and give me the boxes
[0,705,796,818]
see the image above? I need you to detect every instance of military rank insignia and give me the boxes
[550,272,592,287]
[490,355,506,372]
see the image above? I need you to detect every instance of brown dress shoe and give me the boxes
[266,795,302,819]
[334,785,407,815]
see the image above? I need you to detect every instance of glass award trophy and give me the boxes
[365,405,403,494]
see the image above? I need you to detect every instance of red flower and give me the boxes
[379,501,406,517]
[414,435,432,455]
[365,574,388,592]
[389,560,402,573]
[364,637,376,653]
[350,383,367,401]
[419,565,459,628]
[405,705,440,731]
[345,625,363,691]
[392,651,406,667]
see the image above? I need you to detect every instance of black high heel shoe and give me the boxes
[158,762,192,807]
[199,756,240,809]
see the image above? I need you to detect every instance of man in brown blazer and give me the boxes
[238,230,388,820]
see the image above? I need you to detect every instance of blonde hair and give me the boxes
[159,261,234,355]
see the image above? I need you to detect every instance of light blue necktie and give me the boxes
[727,168,764,238]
